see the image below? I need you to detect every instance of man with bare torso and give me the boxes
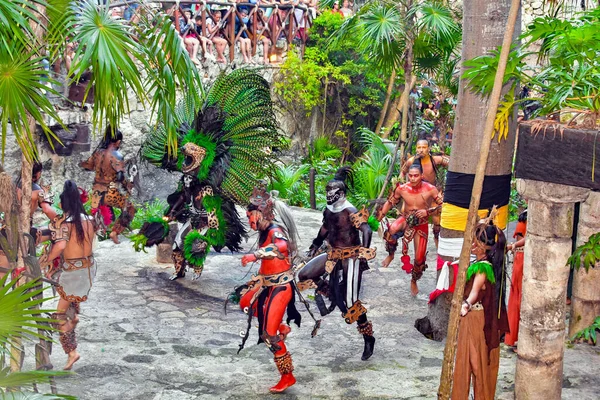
[80,127,136,244]
[40,180,97,370]
[400,138,449,247]
[377,161,442,296]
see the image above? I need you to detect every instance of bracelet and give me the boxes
[463,300,471,310]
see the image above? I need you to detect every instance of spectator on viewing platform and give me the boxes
[208,11,229,63]
[110,6,123,19]
[340,0,353,18]
[180,9,202,66]
[195,15,216,62]
[332,1,344,17]
[256,18,271,64]
[235,9,253,64]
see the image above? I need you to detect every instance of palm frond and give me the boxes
[0,368,73,396]
[70,0,146,133]
[414,1,461,51]
[0,275,57,346]
[0,0,46,53]
[135,11,204,157]
[45,0,76,61]
[0,41,62,162]
[357,5,404,73]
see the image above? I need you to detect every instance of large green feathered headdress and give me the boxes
[142,69,285,204]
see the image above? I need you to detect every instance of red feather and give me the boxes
[92,205,113,226]
[78,187,89,204]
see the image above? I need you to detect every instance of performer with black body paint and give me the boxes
[304,167,377,361]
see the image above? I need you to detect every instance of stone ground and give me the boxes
[25,207,600,399]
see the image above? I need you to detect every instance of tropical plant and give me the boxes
[1,0,202,161]
[269,164,311,201]
[571,315,600,345]
[328,0,462,135]
[307,136,343,165]
[463,7,600,133]
[568,232,600,345]
[349,128,395,207]
[130,199,168,231]
[567,232,600,272]
[0,275,73,398]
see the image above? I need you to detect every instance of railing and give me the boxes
[109,1,314,62]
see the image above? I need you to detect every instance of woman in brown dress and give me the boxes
[452,216,509,400]
[41,180,97,370]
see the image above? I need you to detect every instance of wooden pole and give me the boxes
[437,0,521,398]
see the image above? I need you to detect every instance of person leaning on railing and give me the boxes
[180,8,203,65]
[195,14,216,62]
[207,10,229,63]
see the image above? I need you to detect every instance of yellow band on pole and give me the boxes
[440,203,508,231]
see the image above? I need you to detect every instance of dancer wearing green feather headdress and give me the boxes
[132,69,286,281]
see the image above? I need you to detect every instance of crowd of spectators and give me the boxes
[108,0,356,66]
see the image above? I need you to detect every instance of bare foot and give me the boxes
[63,351,80,370]
[410,281,419,297]
[109,231,120,244]
[566,297,572,305]
[381,254,394,268]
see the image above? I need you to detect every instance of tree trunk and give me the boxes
[419,0,520,344]
[569,191,600,337]
[375,69,397,136]
[515,180,589,400]
[381,0,414,139]
[380,94,401,139]
[437,0,521,398]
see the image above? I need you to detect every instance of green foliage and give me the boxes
[571,315,600,345]
[367,215,380,232]
[567,232,600,272]
[130,199,168,231]
[463,7,600,128]
[509,184,527,223]
[274,11,388,133]
[0,275,74,396]
[274,45,350,114]
[308,136,343,165]
[349,128,395,207]
[270,164,311,201]
[0,41,62,161]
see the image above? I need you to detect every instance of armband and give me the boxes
[349,207,369,229]
[254,244,285,260]
[38,184,54,205]
[49,215,69,243]
[386,189,401,207]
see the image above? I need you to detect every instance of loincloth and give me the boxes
[55,255,97,303]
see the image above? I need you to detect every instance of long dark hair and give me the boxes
[60,180,89,244]
[98,125,123,150]
[475,222,507,308]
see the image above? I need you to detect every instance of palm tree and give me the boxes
[0,0,204,390]
[329,0,461,137]
[1,0,203,233]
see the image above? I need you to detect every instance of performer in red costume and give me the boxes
[238,185,301,393]
[400,138,449,247]
[377,159,442,296]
